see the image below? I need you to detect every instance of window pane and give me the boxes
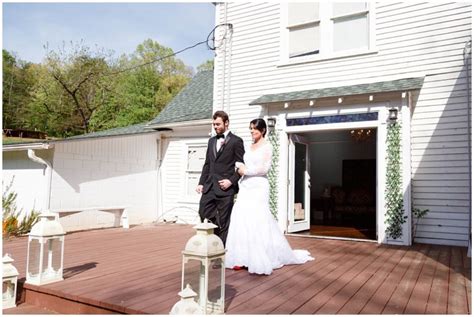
[289,24,320,58]
[333,15,368,52]
[187,146,206,171]
[187,172,200,196]
[333,2,367,17]
[288,2,319,25]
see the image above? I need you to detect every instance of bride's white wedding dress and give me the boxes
[225,142,314,275]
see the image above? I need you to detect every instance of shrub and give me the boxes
[2,178,40,237]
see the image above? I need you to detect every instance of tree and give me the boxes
[89,39,192,130]
[2,50,36,130]
[197,59,214,72]
[41,42,114,135]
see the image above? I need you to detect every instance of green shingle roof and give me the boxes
[148,70,213,126]
[249,77,424,105]
[66,122,153,141]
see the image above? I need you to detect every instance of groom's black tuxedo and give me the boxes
[198,131,244,245]
[199,131,245,196]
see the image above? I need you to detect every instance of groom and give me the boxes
[196,110,245,245]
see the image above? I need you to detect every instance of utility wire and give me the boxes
[106,23,233,76]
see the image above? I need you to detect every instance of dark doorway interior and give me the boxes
[303,129,377,240]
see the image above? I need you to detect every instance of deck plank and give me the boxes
[2,224,470,315]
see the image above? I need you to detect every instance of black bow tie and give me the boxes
[216,134,225,139]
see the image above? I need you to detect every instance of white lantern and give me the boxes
[182,219,226,314]
[26,212,65,285]
[170,284,203,315]
[3,254,19,309]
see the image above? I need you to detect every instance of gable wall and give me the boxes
[214,2,471,246]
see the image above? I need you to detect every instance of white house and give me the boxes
[2,70,214,231]
[3,3,471,248]
[210,2,471,247]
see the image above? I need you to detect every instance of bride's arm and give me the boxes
[243,144,272,176]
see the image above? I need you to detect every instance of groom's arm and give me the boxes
[229,137,245,185]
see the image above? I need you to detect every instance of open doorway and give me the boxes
[289,128,377,241]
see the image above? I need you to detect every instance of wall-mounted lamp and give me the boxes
[267,117,276,133]
[284,102,289,109]
[338,97,344,104]
[309,100,315,106]
[388,108,398,122]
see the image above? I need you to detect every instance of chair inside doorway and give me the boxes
[311,159,376,240]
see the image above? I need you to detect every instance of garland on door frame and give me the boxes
[384,121,406,239]
[268,130,280,220]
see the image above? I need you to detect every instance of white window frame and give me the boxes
[280,2,377,66]
[180,141,207,203]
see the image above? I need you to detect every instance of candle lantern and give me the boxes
[181,219,226,314]
[2,254,19,309]
[26,212,65,285]
[170,284,203,314]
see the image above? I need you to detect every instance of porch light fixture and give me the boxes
[284,102,289,108]
[369,95,374,101]
[170,284,203,314]
[2,254,19,309]
[181,219,226,314]
[388,108,398,122]
[309,100,315,106]
[267,117,276,132]
[338,97,343,104]
[26,212,65,286]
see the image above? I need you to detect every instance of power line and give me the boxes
[106,23,232,76]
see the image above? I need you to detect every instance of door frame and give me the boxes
[287,134,311,232]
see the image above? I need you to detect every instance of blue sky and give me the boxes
[3,2,216,71]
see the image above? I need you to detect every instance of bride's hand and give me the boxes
[237,165,246,176]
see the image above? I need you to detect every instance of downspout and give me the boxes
[27,149,52,211]
[156,134,165,222]
[463,39,471,256]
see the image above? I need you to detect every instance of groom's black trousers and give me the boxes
[199,191,234,246]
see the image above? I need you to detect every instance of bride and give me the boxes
[225,118,314,275]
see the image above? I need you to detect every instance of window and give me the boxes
[185,144,207,199]
[283,2,373,62]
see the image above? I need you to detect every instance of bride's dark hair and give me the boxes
[249,118,267,137]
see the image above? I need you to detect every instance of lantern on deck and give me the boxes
[181,219,226,314]
[26,212,65,285]
[2,254,19,309]
[170,284,203,315]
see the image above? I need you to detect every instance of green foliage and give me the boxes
[2,50,37,130]
[2,178,41,237]
[412,207,429,239]
[197,59,214,72]
[384,121,407,239]
[268,130,280,220]
[3,38,192,138]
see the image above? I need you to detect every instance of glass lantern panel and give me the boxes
[51,238,62,271]
[208,258,223,303]
[183,258,203,304]
[28,239,41,276]
[3,280,14,300]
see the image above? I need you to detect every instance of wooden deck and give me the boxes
[2,223,471,314]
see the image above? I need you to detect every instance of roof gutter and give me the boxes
[146,119,211,130]
[3,142,54,152]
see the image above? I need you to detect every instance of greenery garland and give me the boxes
[384,121,407,239]
[268,130,280,220]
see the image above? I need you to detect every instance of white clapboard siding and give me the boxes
[213,2,471,246]
[159,136,209,225]
[50,133,158,231]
